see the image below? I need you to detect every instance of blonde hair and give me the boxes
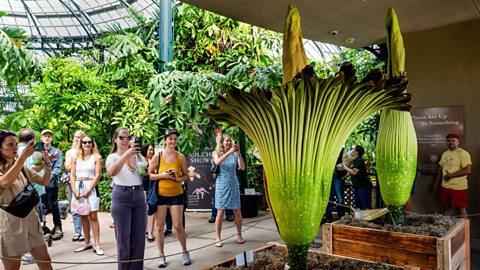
[214,134,232,157]
[72,130,86,149]
[76,136,99,159]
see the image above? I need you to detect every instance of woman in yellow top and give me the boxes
[148,129,191,268]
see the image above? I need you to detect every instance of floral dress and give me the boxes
[215,153,241,209]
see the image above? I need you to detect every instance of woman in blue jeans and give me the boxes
[106,128,146,270]
[343,145,372,210]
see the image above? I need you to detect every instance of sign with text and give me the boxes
[186,149,215,210]
[411,106,464,174]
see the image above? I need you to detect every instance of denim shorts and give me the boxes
[157,194,184,206]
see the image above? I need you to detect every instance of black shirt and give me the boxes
[350,157,371,188]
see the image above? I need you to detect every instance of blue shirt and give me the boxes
[18,143,46,196]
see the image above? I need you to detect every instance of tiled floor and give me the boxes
[18,211,479,269]
[22,211,284,270]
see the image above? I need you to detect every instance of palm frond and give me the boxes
[1,26,28,40]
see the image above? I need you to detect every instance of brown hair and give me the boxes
[109,127,129,154]
[0,130,17,173]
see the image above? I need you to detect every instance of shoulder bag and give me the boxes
[147,152,161,214]
[210,159,220,174]
[0,169,39,218]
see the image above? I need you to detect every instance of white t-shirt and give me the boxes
[106,153,144,186]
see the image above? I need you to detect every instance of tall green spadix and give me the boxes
[376,7,418,224]
[208,5,411,269]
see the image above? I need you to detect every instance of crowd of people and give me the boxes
[0,126,472,270]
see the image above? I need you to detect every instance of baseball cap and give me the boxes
[41,129,53,136]
[164,129,180,138]
[445,133,460,139]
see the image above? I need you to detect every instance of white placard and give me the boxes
[244,188,256,195]
[235,250,254,266]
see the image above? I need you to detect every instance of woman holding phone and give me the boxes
[212,134,245,247]
[0,130,53,270]
[106,128,146,270]
[148,129,191,268]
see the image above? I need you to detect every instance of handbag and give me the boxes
[71,181,91,216]
[71,197,91,216]
[0,170,39,218]
[60,171,70,185]
[210,159,220,174]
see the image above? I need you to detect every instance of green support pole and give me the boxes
[158,0,173,72]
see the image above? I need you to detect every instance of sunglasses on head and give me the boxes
[81,141,93,145]
[118,135,132,141]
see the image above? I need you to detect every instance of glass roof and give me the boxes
[0,0,158,52]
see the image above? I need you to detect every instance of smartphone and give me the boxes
[133,136,142,152]
[234,140,238,146]
[168,169,175,177]
[133,136,141,147]
[35,142,44,152]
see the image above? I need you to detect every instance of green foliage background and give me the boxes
[1,3,383,210]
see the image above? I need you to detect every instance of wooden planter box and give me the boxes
[202,242,418,269]
[322,219,470,270]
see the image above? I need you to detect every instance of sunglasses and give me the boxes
[81,141,93,145]
[118,135,132,141]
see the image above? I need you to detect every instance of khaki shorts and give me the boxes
[0,207,45,257]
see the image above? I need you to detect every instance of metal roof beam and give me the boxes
[58,0,96,43]
[18,0,43,37]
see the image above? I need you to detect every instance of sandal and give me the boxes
[93,246,104,256]
[237,235,245,244]
[74,244,93,253]
[147,237,155,243]
[72,233,80,242]
[215,241,223,248]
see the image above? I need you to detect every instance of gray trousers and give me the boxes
[111,185,147,270]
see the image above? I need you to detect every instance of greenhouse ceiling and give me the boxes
[180,0,480,48]
[0,0,158,52]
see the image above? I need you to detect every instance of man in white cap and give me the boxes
[41,129,64,240]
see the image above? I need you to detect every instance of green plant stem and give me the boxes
[387,204,404,225]
[287,243,309,270]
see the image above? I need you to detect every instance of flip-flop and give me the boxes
[237,239,246,244]
[215,242,223,248]
[147,237,155,243]
[74,244,93,253]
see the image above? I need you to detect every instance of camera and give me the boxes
[35,142,45,152]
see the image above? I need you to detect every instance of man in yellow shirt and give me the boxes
[435,133,472,218]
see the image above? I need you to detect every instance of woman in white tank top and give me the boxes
[70,136,104,255]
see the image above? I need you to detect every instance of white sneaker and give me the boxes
[21,254,34,265]
[157,255,167,268]
[182,251,191,266]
